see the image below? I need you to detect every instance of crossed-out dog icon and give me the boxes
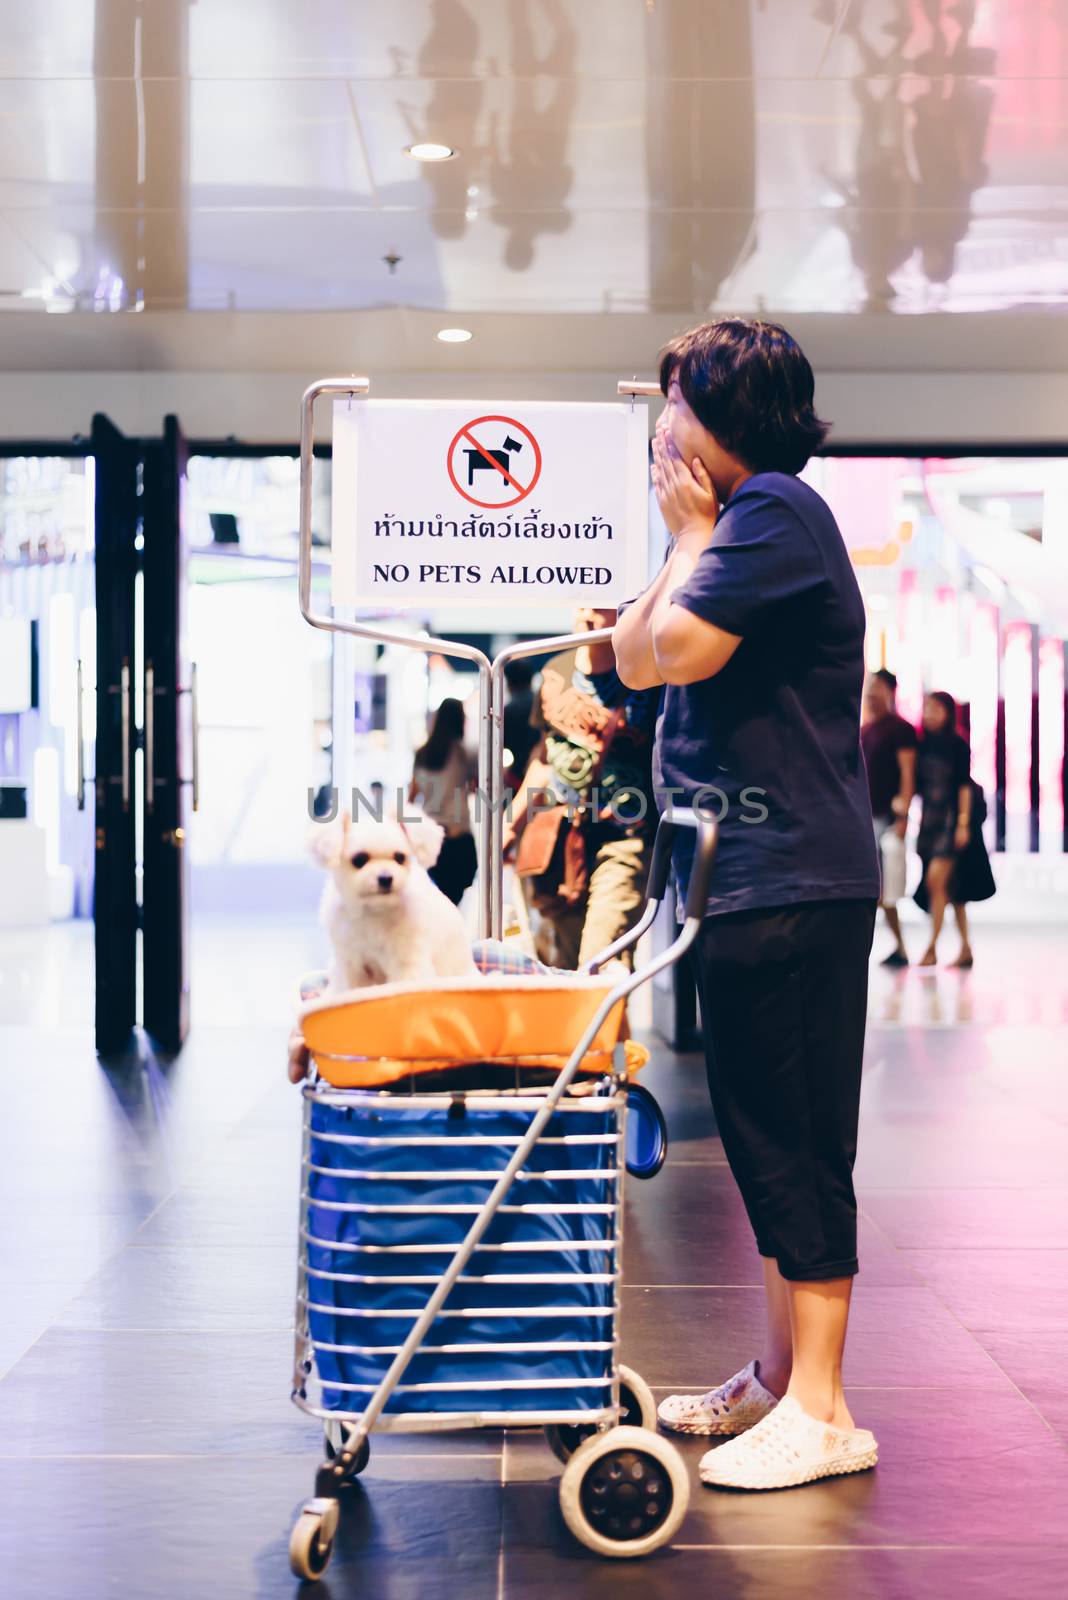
[464,433,524,487]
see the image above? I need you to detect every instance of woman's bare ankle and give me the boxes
[785,1377,854,1429]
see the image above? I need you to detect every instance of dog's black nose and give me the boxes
[376,873,393,892]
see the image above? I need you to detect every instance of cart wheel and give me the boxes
[544,1365,657,1463]
[559,1426,689,1559]
[323,1421,371,1478]
[289,1498,339,1581]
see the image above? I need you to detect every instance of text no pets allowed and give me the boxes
[372,562,613,587]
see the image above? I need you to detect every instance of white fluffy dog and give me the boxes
[310,808,477,990]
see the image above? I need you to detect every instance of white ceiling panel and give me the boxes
[188,81,373,201]
[0,0,1062,351]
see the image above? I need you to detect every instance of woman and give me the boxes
[613,318,881,1492]
[913,690,995,967]
[408,698,477,906]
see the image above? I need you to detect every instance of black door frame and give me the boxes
[89,419,141,1055]
[141,417,192,1053]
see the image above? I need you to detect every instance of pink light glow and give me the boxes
[930,588,960,698]
[1003,622,1034,826]
[1038,637,1065,846]
[803,457,908,560]
[969,602,999,800]
[894,570,924,726]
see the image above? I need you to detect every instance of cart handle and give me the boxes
[650,804,718,923]
[584,805,717,973]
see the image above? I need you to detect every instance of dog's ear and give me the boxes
[400,810,445,869]
[308,812,347,867]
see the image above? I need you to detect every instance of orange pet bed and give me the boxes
[299,974,648,1089]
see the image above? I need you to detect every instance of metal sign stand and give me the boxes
[299,377,656,941]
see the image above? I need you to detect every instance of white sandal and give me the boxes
[657,1360,779,1437]
[699,1396,878,1490]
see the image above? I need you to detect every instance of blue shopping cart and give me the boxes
[288,808,716,1578]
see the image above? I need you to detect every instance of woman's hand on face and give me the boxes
[651,422,718,543]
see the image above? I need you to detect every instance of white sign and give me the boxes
[331,399,648,610]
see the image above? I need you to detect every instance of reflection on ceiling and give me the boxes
[0,0,1065,318]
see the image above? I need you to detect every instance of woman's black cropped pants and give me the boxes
[691,898,876,1281]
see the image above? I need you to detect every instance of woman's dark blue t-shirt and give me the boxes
[653,471,879,917]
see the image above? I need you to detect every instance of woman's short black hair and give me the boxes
[659,318,830,475]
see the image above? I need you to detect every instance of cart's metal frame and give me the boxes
[291,377,715,1574]
[291,811,715,1450]
[298,375,661,941]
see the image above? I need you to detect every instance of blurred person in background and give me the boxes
[913,690,995,968]
[503,607,659,970]
[409,697,477,906]
[501,657,539,793]
[861,668,917,967]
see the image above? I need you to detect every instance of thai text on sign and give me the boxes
[331,399,649,609]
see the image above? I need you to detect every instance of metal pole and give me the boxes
[476,666,494,939]
[299,379,494,935]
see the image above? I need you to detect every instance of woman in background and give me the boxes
[409,697,477,906]
[914,690,995,967]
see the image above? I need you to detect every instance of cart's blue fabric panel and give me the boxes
[302,1095,620,1414]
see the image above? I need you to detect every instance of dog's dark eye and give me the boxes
[393,851,407,865]
[351,851,370,869]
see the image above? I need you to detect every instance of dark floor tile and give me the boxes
[860,1188,1068,1251]
[0,1241,128,1292]
[0,1327,504,1463]
[181,1141,306,1190]
[132,1185,299,1247]
[901,1249,1068,1331]
[618,1286,1011,1390]
[853,1107,1068,1189]
[0,1211,146,1264]
[623,1161,761,1286]
[0,1327,320,1456]
[624,1163,915,1287]
[969,1328,1068,1444]
[858,1027,1008,1113]
[0,1283,84,1333]
[0,1456,502,1600]
[53,1245,296,1332]
[0,1319,50,1378]
[976,1036,1068,1128]
[502,1534,1068,1600]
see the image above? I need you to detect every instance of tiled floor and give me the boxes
[1,915,1067,1598]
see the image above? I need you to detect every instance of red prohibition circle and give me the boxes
[446,414,543,509]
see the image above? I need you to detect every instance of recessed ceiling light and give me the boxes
[436,327,473,344]
[405,142,457,162]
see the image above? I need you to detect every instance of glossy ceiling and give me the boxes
[0,0,1065,318]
